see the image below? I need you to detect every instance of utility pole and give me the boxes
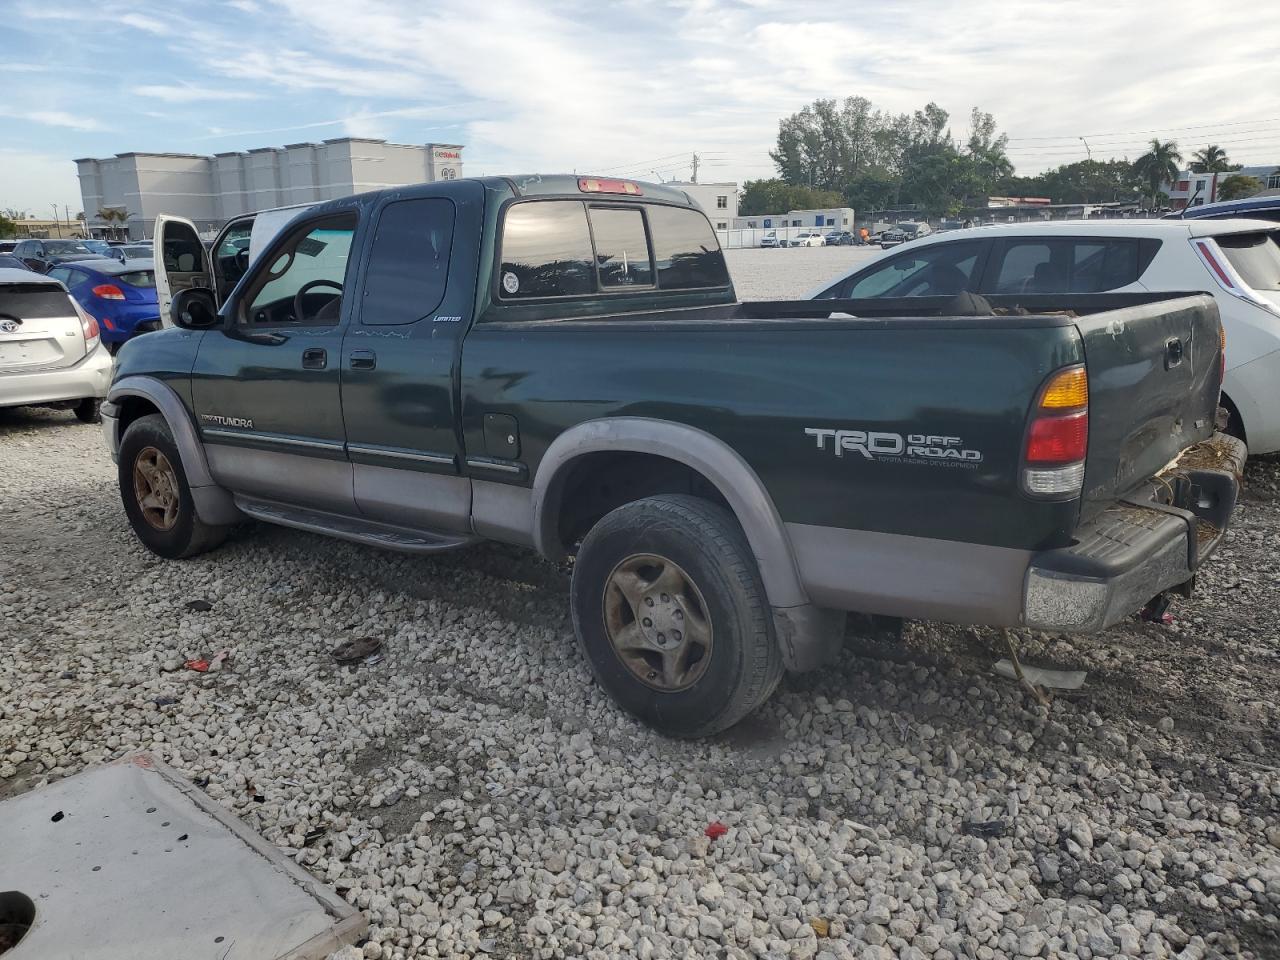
[690,153,700,184]
[50,203,62,238]
[1080,136,1092,160]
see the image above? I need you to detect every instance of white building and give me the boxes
[75,138,464,240]
[1166,164,1280,210]
[729,207,855,231]
[663,181,739,230]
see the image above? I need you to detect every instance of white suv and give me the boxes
[809,219,1280,454]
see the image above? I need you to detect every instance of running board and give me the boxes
[234,496,477,554]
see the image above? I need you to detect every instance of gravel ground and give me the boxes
[726,246,880,300]
[2,254,1278,960]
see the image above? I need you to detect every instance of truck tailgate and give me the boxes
[1075,293,1222,519]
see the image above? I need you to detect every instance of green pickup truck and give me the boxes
[104,175,1244,736]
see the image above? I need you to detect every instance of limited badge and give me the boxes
[502,271,520,294]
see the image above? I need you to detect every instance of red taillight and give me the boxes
[1026,411,1089,464]
[578,177,643,196]
[81,314,99,343]
[1023,365,1088,497]
[91,284,125,300]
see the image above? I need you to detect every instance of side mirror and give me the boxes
[170,288,219,330]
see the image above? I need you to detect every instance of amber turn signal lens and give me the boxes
[1040,366,1088,409]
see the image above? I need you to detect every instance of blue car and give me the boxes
[45,257,161,353]
[1166,194,1280,223]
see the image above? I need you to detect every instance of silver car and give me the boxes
[0,268,113,422]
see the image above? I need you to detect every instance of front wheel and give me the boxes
[570,494,783,738]
[118,413,228,559]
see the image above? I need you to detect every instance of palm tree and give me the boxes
[1132,139,1183,208]
[1190,144,1232,173]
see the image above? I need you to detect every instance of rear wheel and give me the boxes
[74,398,101,423]
[570,494,783,738]
[118,414,227,559]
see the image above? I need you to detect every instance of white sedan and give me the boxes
[808,218,1280,455]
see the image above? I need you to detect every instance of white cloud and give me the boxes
[133,83,260,102]
[0,108,102,131]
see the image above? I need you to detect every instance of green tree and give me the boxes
[1132,139,1183,206]
[1216,174,1263,201]
[738,179,846,216]
[0,214,16,238]
[1190,144,1234,173]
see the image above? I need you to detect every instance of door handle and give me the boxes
[301,347,327,369]
[350,349,377,370]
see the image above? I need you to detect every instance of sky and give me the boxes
[3,0,1280,214]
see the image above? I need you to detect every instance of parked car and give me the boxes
[0,267,111,422]
[878,229,907,249]
[102,174,1241,737]
[0,240,20,256]
[0,255,31,271]
[824,231,855,246]
[1169,195,1280,224]
[46,258,160,354]
[81,239,115,257]
[112,243,155,263]
[809,218,1280,454]
[12,238,101,274]
[791,232,824,247]
[759,232,782,248]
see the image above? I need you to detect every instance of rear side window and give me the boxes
[589,207,653,288]
[118,270,156,289]
[497,200,727,300]
[647,205,730,289]
[500,201,594,298]
[989,238,1149,294]
[1217,233,1280,291]
[361,198,456,324]
[0,284,76,318]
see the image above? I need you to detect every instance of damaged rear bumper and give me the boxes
[1022,433,1246,633]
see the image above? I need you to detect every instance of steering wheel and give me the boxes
[293,279,343,322]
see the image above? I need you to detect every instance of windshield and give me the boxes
[1217,233,1280,291]
[896,223,920,235]
[44,240,91,254]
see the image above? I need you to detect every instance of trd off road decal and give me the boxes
[805,427,983,468]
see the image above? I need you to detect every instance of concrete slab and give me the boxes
[0,753,365,959]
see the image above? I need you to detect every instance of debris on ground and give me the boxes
[184,599,214,612]
[704,821,728,840]
[331,637,383,666]
[993,659,1087,690]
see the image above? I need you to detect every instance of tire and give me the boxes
[118,413,228,559]
[570,494,783,738]
[74,398,101,423]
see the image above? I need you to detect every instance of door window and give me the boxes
[840,241,983,298]
[161,222,206,277]
[214,221,254,289]
[361,198,455,325]
[246,216,356,326]
[46,266,75,286]
[989,238,1144,293]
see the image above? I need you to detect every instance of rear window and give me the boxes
[590,207,653,288]
[361,198,455,324]
[498,200,727,300]
[646,204,730,290]
[118,270,156,289]
[499,201,595,298]
[1217,233,1280,291]
[0,284,76,318]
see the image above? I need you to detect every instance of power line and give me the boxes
[1006,116,1280,142]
